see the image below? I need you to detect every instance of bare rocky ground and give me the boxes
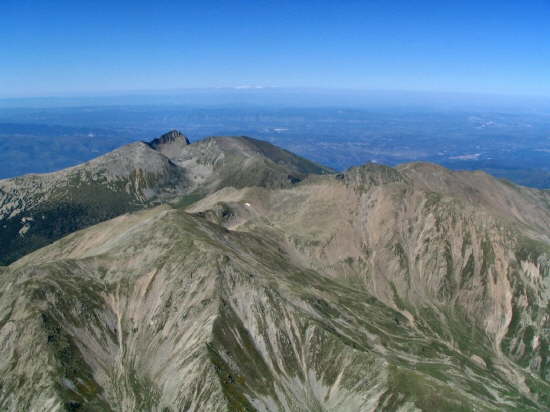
[0,133,549,411]
[0,131,332,265]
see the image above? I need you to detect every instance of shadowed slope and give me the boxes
[0,195,547,410]
[0,133,331,265]
[3,140,550,410]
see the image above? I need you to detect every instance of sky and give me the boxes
[1,0,549,98]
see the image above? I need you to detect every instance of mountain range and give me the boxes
[0,131,549,411]
[0,130,331,265]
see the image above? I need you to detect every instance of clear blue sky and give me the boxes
[1,0,549,97]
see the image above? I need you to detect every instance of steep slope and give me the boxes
[2,205,543,411]
[397,162,550,235]
[0,140,187,264]
[159,135,333,194]
[189,162,550,408]
[3,141,550,411]
[0,131,332,265]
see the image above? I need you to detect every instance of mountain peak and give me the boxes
[148,130,190,151]
[344,162,405,191]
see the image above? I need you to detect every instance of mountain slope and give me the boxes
[2,205,542,412]
[1,158,550,410]
[188,162,550,409]
[159,135,333,192]
[0,131,332,265]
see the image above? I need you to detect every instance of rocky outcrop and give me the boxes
[188,160,550,410]
[2,204,544,411]
[147,130,191,158]
[0,132,332,265]
[2,137,550,410]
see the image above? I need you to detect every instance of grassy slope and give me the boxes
[3,205,548,411]
[188,164,550,410]
[0,136,333,266]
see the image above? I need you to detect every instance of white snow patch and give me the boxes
[449,153,481,160]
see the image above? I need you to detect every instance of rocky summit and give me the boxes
[0,131,332,265]
[1,132,550,411]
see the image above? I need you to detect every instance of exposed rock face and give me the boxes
[187,162,550,410]
[0,207,517,412]
[147,130,191,157]
[1,138,550,411]
[0,141,187,264]
[0,132,332,265]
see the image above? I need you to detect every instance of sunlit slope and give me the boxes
[0,163,548,410]
[0,206,534,411]
[0,131,332,264]
[2,138,550,410]
[189,162,550,410]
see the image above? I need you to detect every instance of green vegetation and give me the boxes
[439,240,456,299]
[0,183,140,265]
[425,192,442,209]
[2,134,550,410]
[170,193,204,209]
[516,236,550,267]
[379,365,477,412]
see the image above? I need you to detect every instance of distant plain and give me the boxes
[2,90,550,188]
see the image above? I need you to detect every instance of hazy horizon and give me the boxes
[2,1,549,98]
[2,87,550,116]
